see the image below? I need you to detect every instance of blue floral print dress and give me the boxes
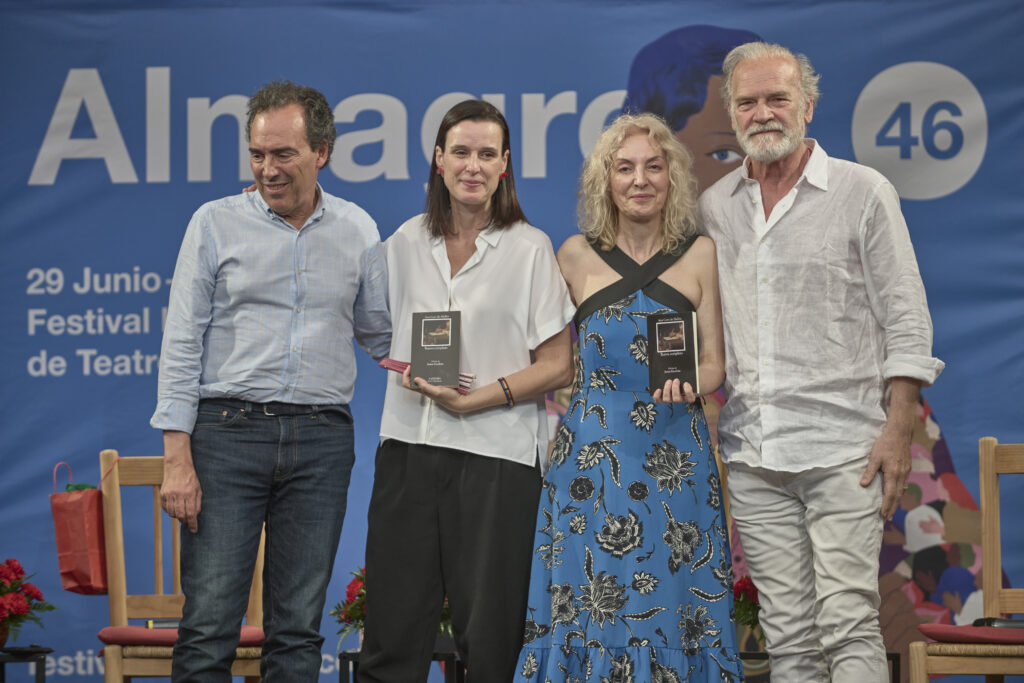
[513,241,744,682]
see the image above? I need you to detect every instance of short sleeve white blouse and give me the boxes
[379,215,575,467]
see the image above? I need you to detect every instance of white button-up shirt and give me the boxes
[700,141,944,472]
[379,215,575,467]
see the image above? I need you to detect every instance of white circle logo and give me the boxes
[851,62,986,200]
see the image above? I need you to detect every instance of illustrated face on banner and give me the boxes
[730,56,814,164]
[609,131,669,225]
[435,120,509,214]
[249,103,329,229]
[675,76,744,192]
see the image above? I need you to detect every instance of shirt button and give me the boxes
[295,306,301,312]
[292,346,299,352]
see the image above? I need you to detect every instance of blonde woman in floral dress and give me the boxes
[512,113,743,682]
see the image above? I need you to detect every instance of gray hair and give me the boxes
[246,81,336,165]
[720,42,821,111]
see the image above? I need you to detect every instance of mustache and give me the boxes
[744,122,787,138]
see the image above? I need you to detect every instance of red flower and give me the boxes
[21,582,44,602]
[2,592,30,616]
[330,565,451,648]
[0,558,58,640]
[734,576,758,604]
[345,577,364,604]
[732,575,764,644]
[4,558,25,580]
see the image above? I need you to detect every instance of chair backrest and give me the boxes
[979,437,1024,619]
[99,449,263,628]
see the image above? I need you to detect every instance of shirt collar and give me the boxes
[252,183,326,227]
[727,161,753,196]
[476,224,505,248]
[801,139,829,191]
[428,222,507,249]
[728,138,829,195]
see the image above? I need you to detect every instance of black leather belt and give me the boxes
[200,398,347,416]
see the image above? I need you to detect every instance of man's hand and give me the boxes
[860,426,911,521]
[861,377,921,520]
[161,430,202,533]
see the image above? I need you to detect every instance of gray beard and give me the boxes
[739,124,804,163]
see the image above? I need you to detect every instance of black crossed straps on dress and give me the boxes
[573,235,699,329]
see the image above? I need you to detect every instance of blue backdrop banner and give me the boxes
[2,1,1021,681]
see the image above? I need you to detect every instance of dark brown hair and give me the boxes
[425,100,527,237]
[246,81,336,164]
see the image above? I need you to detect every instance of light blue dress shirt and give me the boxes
[151,186,391,434]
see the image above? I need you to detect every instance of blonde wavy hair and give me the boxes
[578,113,698,252]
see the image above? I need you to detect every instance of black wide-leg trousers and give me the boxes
[357,439,542,683]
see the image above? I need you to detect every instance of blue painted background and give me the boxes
[2,1,1021,680]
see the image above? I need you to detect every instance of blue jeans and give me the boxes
[172,400,355,682]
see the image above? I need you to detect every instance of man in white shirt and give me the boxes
[699,43,943,681]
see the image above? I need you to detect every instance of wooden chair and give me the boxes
[97,449,265,682]
[908,437,1024,682]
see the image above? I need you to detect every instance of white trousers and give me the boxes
[727,456,886,682]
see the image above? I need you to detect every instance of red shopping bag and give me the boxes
[49,462,108,594]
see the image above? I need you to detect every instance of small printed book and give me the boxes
[411,311,461,387]
[647,311,699,395]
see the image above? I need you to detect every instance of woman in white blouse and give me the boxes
[358,99,575,683]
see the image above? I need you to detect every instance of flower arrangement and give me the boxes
[0,558,57,644]
[733,575,764,644]
[331,566,368,641]
[330,566,453,646]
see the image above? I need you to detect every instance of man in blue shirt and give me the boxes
[152,81,390,681]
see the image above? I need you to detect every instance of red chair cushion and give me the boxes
[919,623,1024,644]
[98,624,264,646]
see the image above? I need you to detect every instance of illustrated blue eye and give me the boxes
[709,149,742,163]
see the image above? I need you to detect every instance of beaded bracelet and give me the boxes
[497,376,515,408]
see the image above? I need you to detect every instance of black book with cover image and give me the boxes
[647,311,699,395]
[410,311,461,387]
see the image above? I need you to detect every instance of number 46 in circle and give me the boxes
[875,101,963,160]
[852,62,985,200]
